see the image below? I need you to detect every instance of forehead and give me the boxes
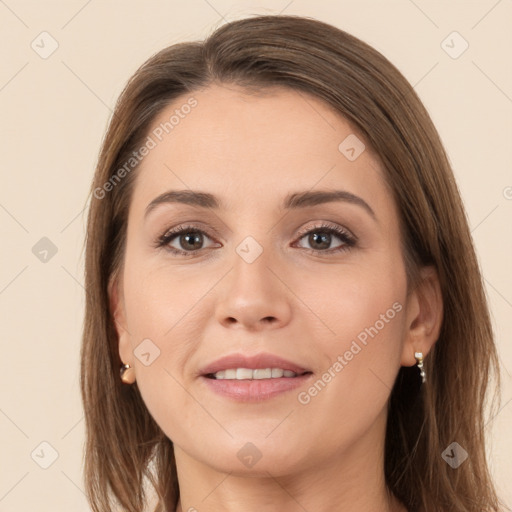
[130,84,392,218]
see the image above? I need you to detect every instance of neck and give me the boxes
[171,410,407,512]
[174,471,405,512]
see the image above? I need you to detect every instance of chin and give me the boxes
[196,436,309,477]
[209,453,301,478]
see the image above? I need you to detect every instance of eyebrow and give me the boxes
[144,189,377,221]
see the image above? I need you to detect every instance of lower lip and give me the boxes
[200,373,313,402]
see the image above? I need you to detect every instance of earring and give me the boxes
[414,352,426,384]
[120,363,134,384]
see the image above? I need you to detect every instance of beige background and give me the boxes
[1,1,511,510]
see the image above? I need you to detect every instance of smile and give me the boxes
[207,367,309,380]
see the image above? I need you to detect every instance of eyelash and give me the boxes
[155,222,357,257]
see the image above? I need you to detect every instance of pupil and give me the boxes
[182,232,202,250]
[311,231,330,249]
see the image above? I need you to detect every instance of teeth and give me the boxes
[236,368,253,379]
[212,367,299,380]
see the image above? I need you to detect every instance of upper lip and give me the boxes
[199,352,311,376]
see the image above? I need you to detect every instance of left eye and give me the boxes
[293,224,356,254]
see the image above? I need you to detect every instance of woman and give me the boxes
[80,14,505,512]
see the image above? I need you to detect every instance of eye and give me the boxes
[156,221,357,257]
[293,222,356,255]
[156,224,219,256]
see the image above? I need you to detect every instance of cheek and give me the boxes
[123,255,216,341]
[120,256,224,438]
[323,269,405,360]
[296,250,405,348]
[294,261,406,441]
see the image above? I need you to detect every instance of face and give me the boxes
[112,83,420,477]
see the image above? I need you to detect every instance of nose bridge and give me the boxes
[214,229,292,329]
[231,232,277,300]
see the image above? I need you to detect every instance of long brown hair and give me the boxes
[81,14,505,512]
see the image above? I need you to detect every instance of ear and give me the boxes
[108,272,134,372]
[400,265,443,367]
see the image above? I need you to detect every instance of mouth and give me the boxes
[198,352,314,402]
[200,370,314,402]
[198,351,311,377]
[204,368,313,380]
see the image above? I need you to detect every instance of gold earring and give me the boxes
[120,363,134,384]
[414,352,426,384]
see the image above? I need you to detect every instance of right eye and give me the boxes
[157,224,221,256]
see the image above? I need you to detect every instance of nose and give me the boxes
[214,246,292,331]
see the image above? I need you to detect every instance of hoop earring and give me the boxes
[120,363,134,384]
[414,352,426,384]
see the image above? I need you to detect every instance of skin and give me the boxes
[111,83,443,512]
